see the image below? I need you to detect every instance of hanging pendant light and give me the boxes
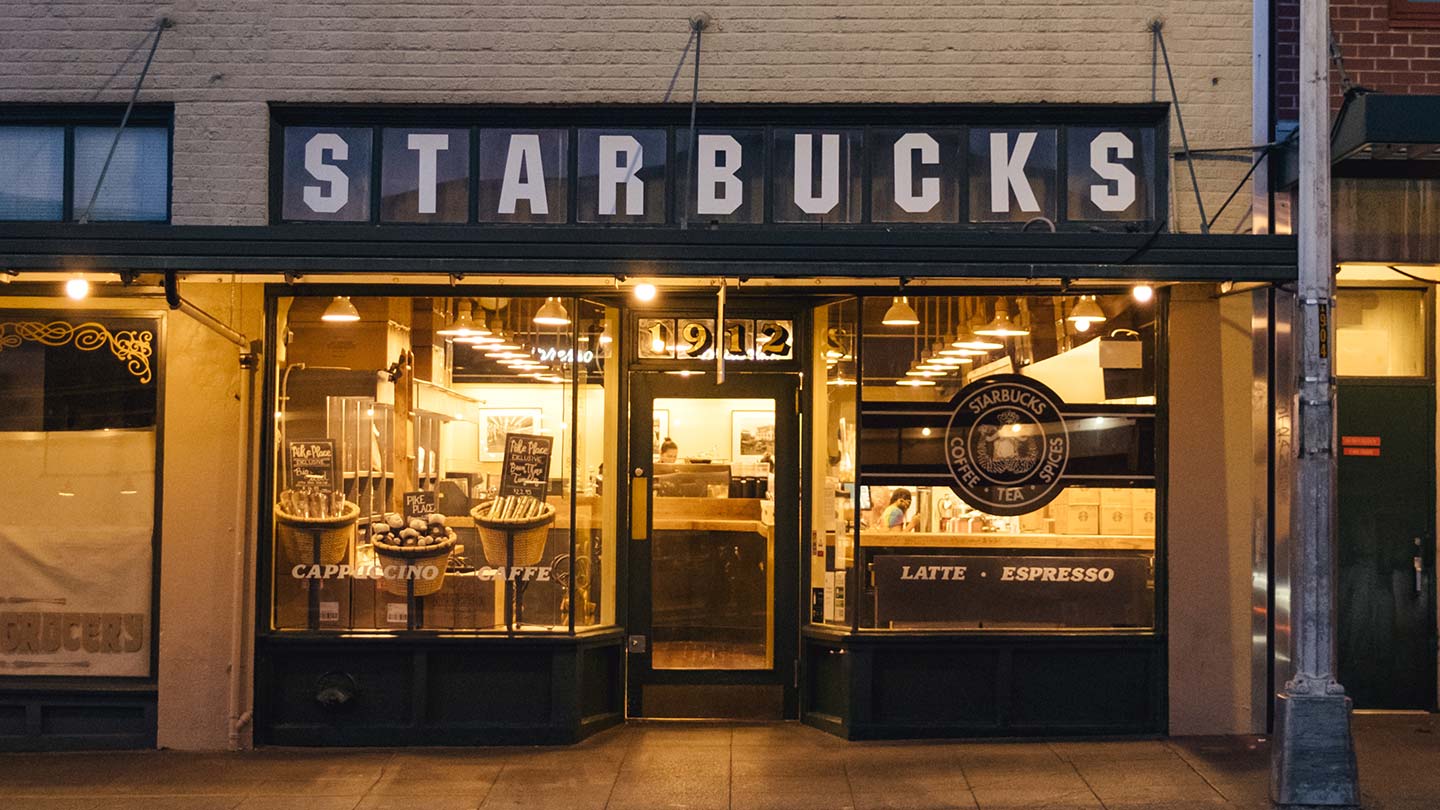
[975,297,1029,337]
[949,299,1004,349]
[533,297,571,326]
[1067,295,1108,330]
[437,299,482,336]
[881,296,919,327]
[321,296,361,323]
[483,317,521,351]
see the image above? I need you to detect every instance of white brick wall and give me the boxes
[0,1,1256,231]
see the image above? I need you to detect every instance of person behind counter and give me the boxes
[659,437,679,463]
[881,488,919,532]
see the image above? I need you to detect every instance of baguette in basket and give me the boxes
[470,495,556,567]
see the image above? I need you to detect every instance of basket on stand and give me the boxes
[275,499,359,566]
[371,531,456,597]
[470,501,556,567]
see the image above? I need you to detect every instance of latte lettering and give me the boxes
[900,565,968,581]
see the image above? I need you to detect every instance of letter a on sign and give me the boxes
[599,135,644,216]
[794,133,840,215]
[304,133,349,214]
[697,134,743,215]
[990,131,1040,214]
[499,134,548,215]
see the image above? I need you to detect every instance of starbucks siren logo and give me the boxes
[944,375,1070,516]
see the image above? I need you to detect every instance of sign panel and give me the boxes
[872,553,1152,627]
[944,374,1069,516]
[287,439,337,492]
[279,118,1163,228]
[403,490,439,521]
[281,126,372,222]
[498,433,554,500]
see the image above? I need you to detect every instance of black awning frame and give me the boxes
[0,223,1295,283]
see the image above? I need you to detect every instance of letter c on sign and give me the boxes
[303,133,350,214]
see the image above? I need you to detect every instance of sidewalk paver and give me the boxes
[2,716,1433,808]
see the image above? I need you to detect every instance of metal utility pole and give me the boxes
[1271,0,1359,806]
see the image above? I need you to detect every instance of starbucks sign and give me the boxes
[944,375,1070,516]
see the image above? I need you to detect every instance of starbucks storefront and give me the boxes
[1,103,1295,745]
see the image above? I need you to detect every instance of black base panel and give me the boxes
[0,688,157,751]
[802,632,1165,739]
[256,632,624,746]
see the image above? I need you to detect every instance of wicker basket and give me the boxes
[470,501,556,567]
[275,499,359,566]
[371,532,456,596]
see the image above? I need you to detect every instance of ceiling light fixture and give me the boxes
[321,295,361,322]
[1133,284,1155,303]
[65,275,90,301]
[1068,295,1108,329]
[634,283,657,302]
[975,297,1029,337]
[533,297,571,326]
[881,296,920,327]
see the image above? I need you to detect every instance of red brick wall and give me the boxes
[1276,0,1300,120]
[1277,0,1440,117]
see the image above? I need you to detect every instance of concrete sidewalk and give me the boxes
[1,713,1434,810]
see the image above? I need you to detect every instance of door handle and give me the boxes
[631,470,649,541]
[1415,555,1424,597]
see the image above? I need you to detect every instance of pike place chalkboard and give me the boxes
[287,439,336,491]
[498,433,553,499]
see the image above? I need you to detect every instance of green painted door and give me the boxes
[1337,382,1436,710]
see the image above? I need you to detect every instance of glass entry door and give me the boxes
[626,372,799,719]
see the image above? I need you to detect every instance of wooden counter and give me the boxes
[858,531,1153,551]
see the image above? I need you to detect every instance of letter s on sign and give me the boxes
[1089,132,1136,213]
[304,133,350,214]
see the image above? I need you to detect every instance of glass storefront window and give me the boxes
[810,299,858,628]
[844,293,1158,632]
[270,295,617,634]
[1336,288,1427,378]
[0,314,159,675]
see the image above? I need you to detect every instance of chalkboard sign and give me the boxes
[403,490,438,521]
[872,553,1152,628]
[287,439,337,492]
[498,433,554,500]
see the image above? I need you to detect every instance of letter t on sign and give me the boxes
[407,133,450,215]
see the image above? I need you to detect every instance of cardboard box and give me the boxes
[1066,487,1101,506]
[1062,503,1099,535]
[1133,489,1157,536]
[1101,505,1134,535]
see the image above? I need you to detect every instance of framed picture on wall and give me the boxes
[731,410,776,463]
[480,408,541,459]
[652,409,670,449]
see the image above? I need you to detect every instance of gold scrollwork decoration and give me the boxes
[0,321,154,384]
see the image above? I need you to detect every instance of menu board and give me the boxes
[287,439,337,491]
[498,433,554,500]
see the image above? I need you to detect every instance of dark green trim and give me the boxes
[0,223,1297,281]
